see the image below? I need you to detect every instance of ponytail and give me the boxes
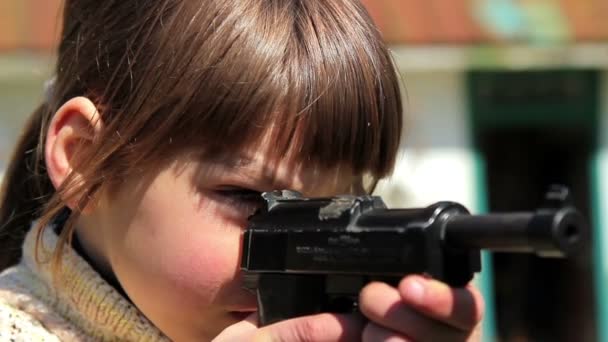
[0,104,55,270]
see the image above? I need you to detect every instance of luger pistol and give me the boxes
[240,185,586,325]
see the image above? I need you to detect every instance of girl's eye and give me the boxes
[212,188,265,217]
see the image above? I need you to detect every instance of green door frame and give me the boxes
[591,154,608,342]
[472,151,497,342]
[467,69,600,341]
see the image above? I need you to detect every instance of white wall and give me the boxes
[591,71,608,342]
[0,54,52,177]
[594,72,608,256]
[375,71,479,212]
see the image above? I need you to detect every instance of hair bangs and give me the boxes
[100,0,401,183]
[0,0,404,272]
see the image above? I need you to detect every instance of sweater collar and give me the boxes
[22,225,169,341]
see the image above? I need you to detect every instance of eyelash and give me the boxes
[212,188,264,217]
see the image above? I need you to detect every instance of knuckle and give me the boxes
[453,286,485,329]
[362,322,411,342]
[361,322,376,342]
[294,315,333,342]
[361,322,389,342]
[251,330,272,342]
[469,286,485,324]
[430,291,454,314]
[359,282,393,319]
[358,283,377,316]
[359,282,380,300]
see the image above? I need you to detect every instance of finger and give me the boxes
[360,282,468,340]
[362,322,412,342]
[214,312,259,340]
[398,276,484,331]
[254,313,363,342]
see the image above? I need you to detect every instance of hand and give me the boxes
[214,312,364,342]
[215,275,484,342]
[359,275,484,341]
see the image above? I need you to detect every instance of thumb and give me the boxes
[214,312,259,341]
[253,313,363,342]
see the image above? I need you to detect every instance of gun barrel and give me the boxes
[443,207,585,257]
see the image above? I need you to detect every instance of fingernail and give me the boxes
[406,279,425,304]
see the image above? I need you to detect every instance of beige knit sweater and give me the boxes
[0,225,170,341]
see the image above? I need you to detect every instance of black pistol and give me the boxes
[240,185,586,325]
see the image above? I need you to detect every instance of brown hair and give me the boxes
[0,0,402,270]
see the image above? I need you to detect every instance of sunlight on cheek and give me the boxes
[165,231,241,300]
[164,198,243,290]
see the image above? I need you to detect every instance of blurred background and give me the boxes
[1,0,607,341]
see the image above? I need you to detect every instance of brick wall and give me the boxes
[1,0,607,52]
[0,0,62,51]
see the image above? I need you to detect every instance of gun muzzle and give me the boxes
[443,207,586,257]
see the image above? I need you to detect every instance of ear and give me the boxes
[45,97,104,210]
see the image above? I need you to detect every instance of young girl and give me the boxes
[0,0,483,340]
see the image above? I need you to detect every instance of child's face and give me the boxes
[79,144,354,340]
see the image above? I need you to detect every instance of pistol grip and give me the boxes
[257,273,326,326]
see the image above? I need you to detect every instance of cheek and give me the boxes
[140,195,243,297]
[112,181,246,307]
[102,163,257,339]
[166,222,243,296]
